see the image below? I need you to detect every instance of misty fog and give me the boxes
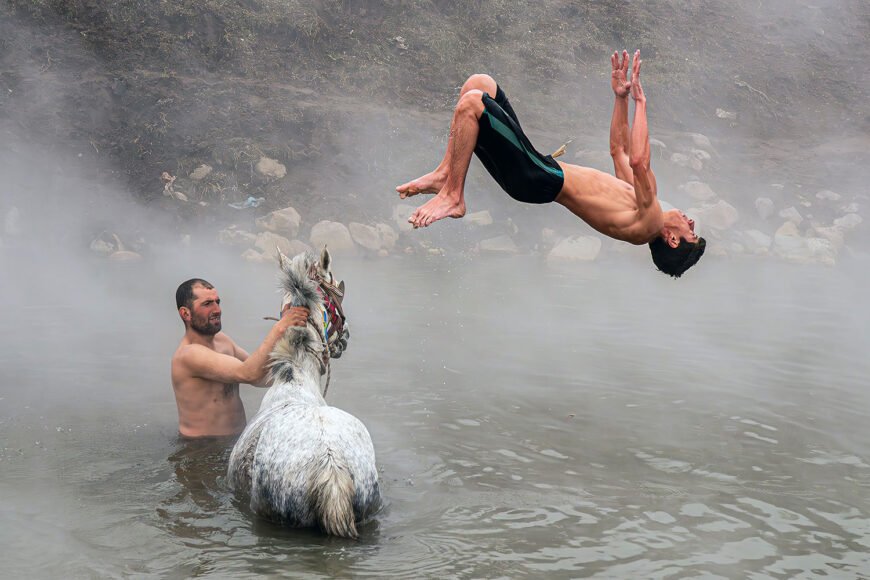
[1,0,869,577]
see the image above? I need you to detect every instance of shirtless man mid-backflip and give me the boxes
[397,50,706,278]
[170,278,308,438]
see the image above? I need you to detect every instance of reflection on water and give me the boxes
[158,436,237,546]
[2,251,870,578]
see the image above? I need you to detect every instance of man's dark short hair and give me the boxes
[648,237,706,278]
[176,278,213,310]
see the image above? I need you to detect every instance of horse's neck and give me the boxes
[261,357,326,409]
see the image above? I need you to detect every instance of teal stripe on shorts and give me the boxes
[483,110,564,178]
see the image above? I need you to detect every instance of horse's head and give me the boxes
[277,246,349,361]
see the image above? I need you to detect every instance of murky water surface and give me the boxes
[1,250,869,578]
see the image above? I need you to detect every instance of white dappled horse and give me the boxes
[227,247,380,538]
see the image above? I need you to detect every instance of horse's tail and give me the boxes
[309,454,358,539]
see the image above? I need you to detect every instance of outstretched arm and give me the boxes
[609,50,633,185]
[627,50,658,213]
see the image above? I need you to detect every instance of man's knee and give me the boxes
[457,89,485,118]
[461,74,497,96]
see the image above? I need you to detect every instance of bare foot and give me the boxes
[408,192,466,228]
[396,170,446,199]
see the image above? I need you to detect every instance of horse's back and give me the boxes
[231,401,380,527]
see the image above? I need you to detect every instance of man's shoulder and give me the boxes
[174,334,238,363]
[172,341,213,367]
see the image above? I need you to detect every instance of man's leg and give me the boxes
[397,74,497,199]
[407,88,486,228]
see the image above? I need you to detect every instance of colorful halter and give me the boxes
[308,263,347,358]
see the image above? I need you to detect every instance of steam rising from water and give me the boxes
[1,2,869,576]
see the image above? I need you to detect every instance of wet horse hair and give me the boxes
[227,247,380,538]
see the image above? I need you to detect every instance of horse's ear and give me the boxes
[277,246,291,270]
[320,245,331,273]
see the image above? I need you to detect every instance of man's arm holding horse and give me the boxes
[180,307,309,386]
[229,336,272,388]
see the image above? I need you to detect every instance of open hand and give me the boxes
[611,50,631,98]
[630,50,646,102]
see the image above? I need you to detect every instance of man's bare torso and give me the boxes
[554,162,663,245]
[171,332,247,438]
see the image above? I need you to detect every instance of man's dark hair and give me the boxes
[648,237,707,278]
[175,278,214,309]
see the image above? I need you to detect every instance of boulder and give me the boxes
[680,181,716,201]
[805,238,837,266]
[90,237,115,255]
[310,221,356,255]
[670,152,702,171]
[547,235,602,262]
[241,248,267,263]
[349,222,382,252]
[815,189,841,201]
[690,148,711,162]
[256,206,301,238]
[375,223,398,250]
[755,197,775,220]
[833,213,862,231]
[478,235,519,254]
[812,225,845,249]
[90,232,124,255]
[286,239,313,256]
[778,206,803,225]
[774,220,800,243]
[687,132,713,150]
[773,223,805,259]
[690,199,739,231]
[254,231,294,256]
[773,222,835,264]
[255,156,287,179]
[541,228,562,246]
[741,229,772,255]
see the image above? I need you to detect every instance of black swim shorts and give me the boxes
[474,86,565,204]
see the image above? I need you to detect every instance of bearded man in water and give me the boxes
[170,278,308,438]
[397,50,705,277]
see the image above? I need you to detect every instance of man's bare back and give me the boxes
[171,278,308,438]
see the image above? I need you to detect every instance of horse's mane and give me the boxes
[268,326,324,384]
[280,251,322,312]
[268,252,325,385]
